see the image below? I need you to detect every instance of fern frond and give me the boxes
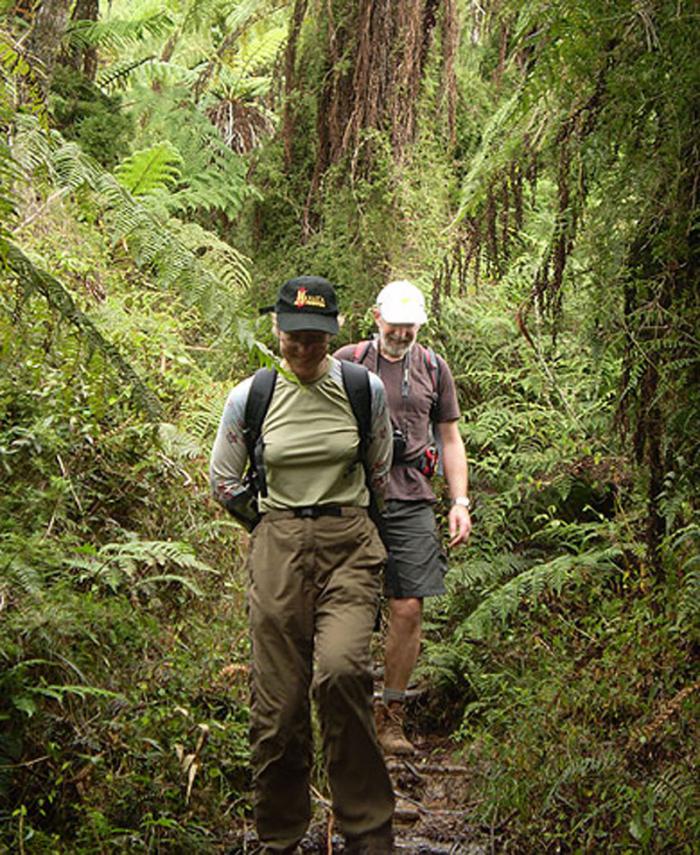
[96,55,159,90]
[73,540,218,597]
[99,540,215,574]
[456,89,529,219]
[2,559,43,597]
[166,219,250,293]
[115,142,183,196]
[450,552,529,591]
[543,752,619,811]
[4,242,163,419]
[459,547,621,639]
[677,567,700,631]
[667,523,700,632]
[30,683,121,703]
[158,422,204,460]
[66,12,174,52]
[652,764,700,821]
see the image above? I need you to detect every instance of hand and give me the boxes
[448,505,472,548]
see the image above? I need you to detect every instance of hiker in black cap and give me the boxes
[210,276,395,853]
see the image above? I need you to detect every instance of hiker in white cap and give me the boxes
[335,279,472,755]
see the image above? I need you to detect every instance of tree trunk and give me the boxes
[68,0,99,81]
[25,0,74,93]
[297,0,457,236]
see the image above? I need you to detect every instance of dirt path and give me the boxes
[288,729,491,854]
[234,730,491,853]
[384,738,489,854]
[234,673,491,852]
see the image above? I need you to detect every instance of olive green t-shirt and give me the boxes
[259,366,366,511]
[209,357,392,515]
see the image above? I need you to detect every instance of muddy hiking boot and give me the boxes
[344,819,394,854]
[375,701,415,755]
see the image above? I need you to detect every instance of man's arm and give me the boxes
[437,419,472,548]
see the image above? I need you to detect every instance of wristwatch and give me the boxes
[452,497,471,510]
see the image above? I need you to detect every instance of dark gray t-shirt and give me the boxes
[334,340,460,502]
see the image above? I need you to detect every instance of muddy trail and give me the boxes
[235,734,490,853]
[293,733,491,854]
[233,674,493,853]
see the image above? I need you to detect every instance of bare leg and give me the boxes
[384,597,423,692]
[375,597,423,755]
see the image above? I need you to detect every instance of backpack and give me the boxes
[232,361,375,530]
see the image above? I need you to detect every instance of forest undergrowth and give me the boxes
[2,0,699,852]
[1,197,697,852]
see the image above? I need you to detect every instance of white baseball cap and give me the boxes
[375,280,428,325]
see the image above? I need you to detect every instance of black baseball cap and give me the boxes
[265,276,340,335]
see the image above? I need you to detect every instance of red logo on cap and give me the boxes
[294,287,307,307]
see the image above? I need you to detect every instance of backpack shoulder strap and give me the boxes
[243,367,277,461]
[340,360,372,453]
[352,339,373,365]
[341,359,385,542]
[421,344,440,393]
[415,344,441,423]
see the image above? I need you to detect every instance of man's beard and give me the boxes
[380,331,414,359]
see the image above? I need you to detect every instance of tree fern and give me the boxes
[115,142,183,196]
[12,117,251,328]
[129,90,258,218]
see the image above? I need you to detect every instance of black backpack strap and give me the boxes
[340,360,372,462]
[341,359,387,549]
[243,368,277,498]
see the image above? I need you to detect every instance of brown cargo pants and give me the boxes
[246,507,395,850]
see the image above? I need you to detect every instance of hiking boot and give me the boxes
[344,819,394,853]
[375,702,415,755]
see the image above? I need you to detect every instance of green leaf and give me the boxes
[115,143,183,196]
[12,696,37,717]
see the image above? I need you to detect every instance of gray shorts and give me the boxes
[382,500,447,599]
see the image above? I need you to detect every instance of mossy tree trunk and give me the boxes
[284,0,457,236]
[25,0,74,93]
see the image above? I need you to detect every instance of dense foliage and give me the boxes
[1,0,698,851]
